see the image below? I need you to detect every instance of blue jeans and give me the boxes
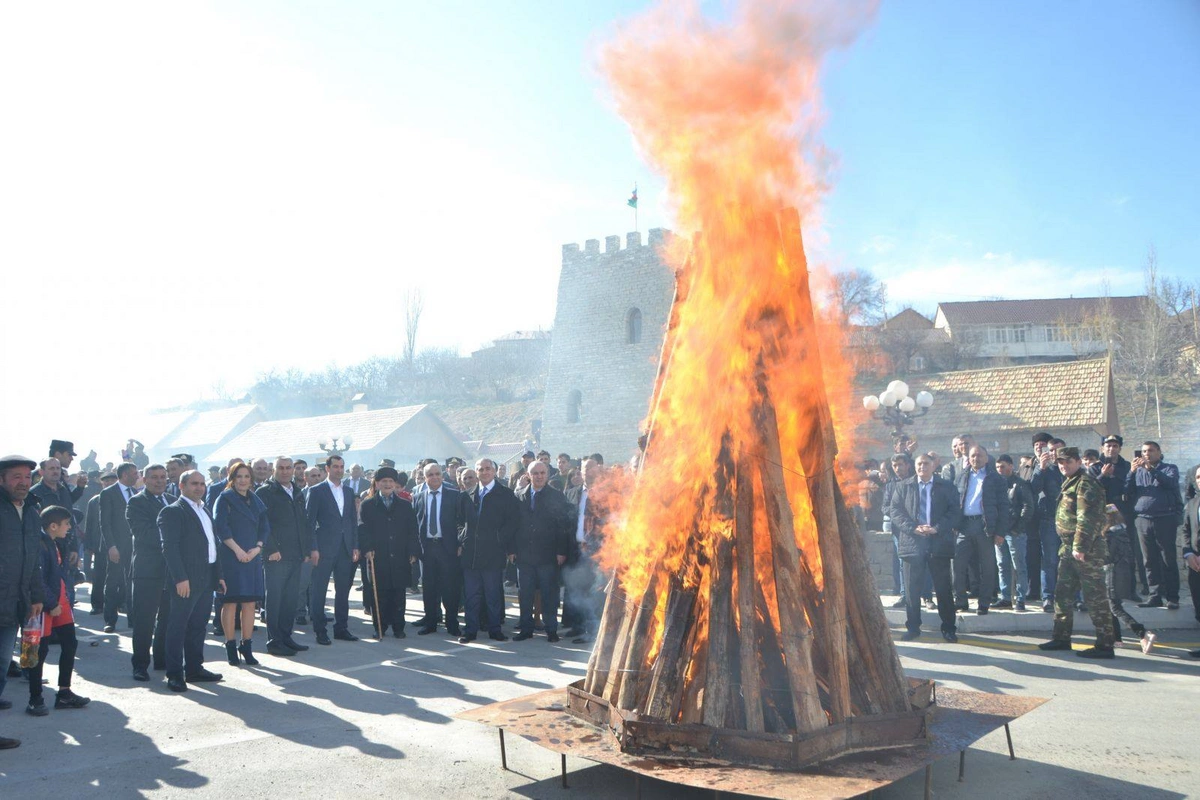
[1039,520,1060,600]
[0,625,18,699]
[996,534,1028,603]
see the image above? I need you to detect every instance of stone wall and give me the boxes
[540,229,676,464]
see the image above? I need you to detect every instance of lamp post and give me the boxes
[317,433,355,457]
[862,380,934,449]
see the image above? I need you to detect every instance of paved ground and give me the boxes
[1,584,1196,799]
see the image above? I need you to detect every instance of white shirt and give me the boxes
[576,487,588,543]
[183,495,218,563]
[478,480,495,503]
[918,480,933,526]
[426,488,442,538]
[123,484,136,503]
[326,479,345,514]
[281,483,293,498]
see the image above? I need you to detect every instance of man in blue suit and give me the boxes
[305,455,360,645]
[413,463,463,636]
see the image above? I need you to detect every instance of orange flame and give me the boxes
[593,0,878,642]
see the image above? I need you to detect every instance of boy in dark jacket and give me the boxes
[27,506,90,716]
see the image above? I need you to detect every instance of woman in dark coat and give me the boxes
[214,462,269,665]
[358,467,420,638]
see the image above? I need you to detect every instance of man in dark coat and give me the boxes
[82,471,117,614]
[887,453,961,642]
[513,461,573,642]
[1091,434,1142,599]
[1030,433,1065,611]
[562,458,607,643]
[306,455,360,645]
[456,458,519,643]
[954,445,1010,615]
[126,465,173,681]
[1126,441,1183,609]
[0,455,46,748]
[257,457,312,656]
[414,463,463,636]
[100,462,139,633]
[160,470,226,691]
[30,455,83,569]
[1180,464,1200,658]
[995,454,1035,611]
[358,467,420,638]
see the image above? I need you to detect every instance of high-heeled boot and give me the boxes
[238,639,259,666]
[225,640,239,666]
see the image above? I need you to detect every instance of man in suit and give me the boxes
[306,455,360,645]
[100,462,139,633]
[83,471,117,614]
[126,464,174,681]
[953,445,1009,615]
[887,453,962,642]
[562,458,606,643]
[257,456,312,656]
[345,464,370,497]
[160,470,226,691]
[1180,464,1200,658]
[414,463,463,636]
[164,458,185,500]
[513,461,572,642]
[456,458,519,643]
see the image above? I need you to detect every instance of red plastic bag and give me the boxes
[20,614,43,668]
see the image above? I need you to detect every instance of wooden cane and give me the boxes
[367,552,383,639]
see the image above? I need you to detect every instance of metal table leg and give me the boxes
[499,728,507,771]
[1004,722,1016,760]
[958,749,966,782]
[561,753,569,788]
[924,764,932,800]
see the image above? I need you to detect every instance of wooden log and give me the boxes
[733,459,765,733]
[754,578,795,734]
[644,572,700,720]
[616,571,664,710]
[752,384,827,734]
[832,480,910,713]
[585,577,629,696]
[701,531,734,728]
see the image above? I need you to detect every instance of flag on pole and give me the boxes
[627,187,638,208]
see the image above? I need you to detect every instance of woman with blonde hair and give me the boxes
[213,461,269,665]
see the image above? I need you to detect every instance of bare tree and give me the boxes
[403,287,425,368]
[828,269,888,326]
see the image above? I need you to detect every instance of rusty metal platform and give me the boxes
[457,686,1047,799]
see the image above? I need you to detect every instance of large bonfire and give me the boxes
[569,1,930,764]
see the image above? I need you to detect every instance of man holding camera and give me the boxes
[1125,441,1182,609]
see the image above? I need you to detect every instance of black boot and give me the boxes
[238,639,259,666]
[225,640,240,666]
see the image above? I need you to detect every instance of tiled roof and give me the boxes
[882,308,934,330]
[937,296,1145,327]
[159,405,262,449]
[207,405,429,463]
[906,357,1113,438]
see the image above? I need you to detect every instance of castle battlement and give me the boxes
[561,228,672,263]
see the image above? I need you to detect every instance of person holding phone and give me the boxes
[1125,441,1182,609]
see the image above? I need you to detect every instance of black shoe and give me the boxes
[446,627,462,637]
[889,598,907,608]
[0,736,19,749]
[333,630,359,642]
[238,640,260,666]
[1015,601,1027,612]
[103,624,116,633]
[1077,646,1115,659]
[564,627,584,638]
[1138,598,1163,608]
[132,667,150,682]
[0,699,10,710]
[295,615,308,626]
[315,633,332,646]
[54,690,90,709]
[25,698,48,717]
[572,636,591,644]
[547,633,561,643]
[1189,649,1200,659]
[514,632,534,641]
[901,630,920,641]
[941,631,958,643]
[1166,601,1179,610]
[186,669,223,683]
[458,634,476,644]
[489,632,509,642]
[283,640,309,652]
[976,608,989,616]
[1038,639,1072,651]
[166,675,188,692]
[89,608,103,616]
[1041,600,1054,612]
[225,640,240,666]
[993,600,1012,609]
[417,626,437,635]
[266,643,297,657]
[953,605,969,613]
[393,629,406,639]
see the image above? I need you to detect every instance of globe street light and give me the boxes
[862,381,934,448]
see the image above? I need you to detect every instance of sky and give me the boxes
[1,1,1197,462]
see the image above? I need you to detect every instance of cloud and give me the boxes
[859,234,896,255]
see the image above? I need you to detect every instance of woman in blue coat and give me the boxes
[214,461,270,666]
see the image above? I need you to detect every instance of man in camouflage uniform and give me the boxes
[1038,447,1116,658]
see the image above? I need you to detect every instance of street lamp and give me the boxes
[317,433,355,457]
[863,380,933,446]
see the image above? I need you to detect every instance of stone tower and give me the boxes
[540,229,676,465]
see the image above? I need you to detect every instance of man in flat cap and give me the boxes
[0,455,47,748]
[1038,447,1115,658]
[1089,434,1142,600]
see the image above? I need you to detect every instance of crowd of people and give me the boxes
[0,441,609,750]
[859,431,1200,657]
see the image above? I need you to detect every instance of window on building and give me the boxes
[987,325,1027,344]
[626,307,643,344]
[1044,324,1067,343]
[566,389,582,424]
[910,355,927,372]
